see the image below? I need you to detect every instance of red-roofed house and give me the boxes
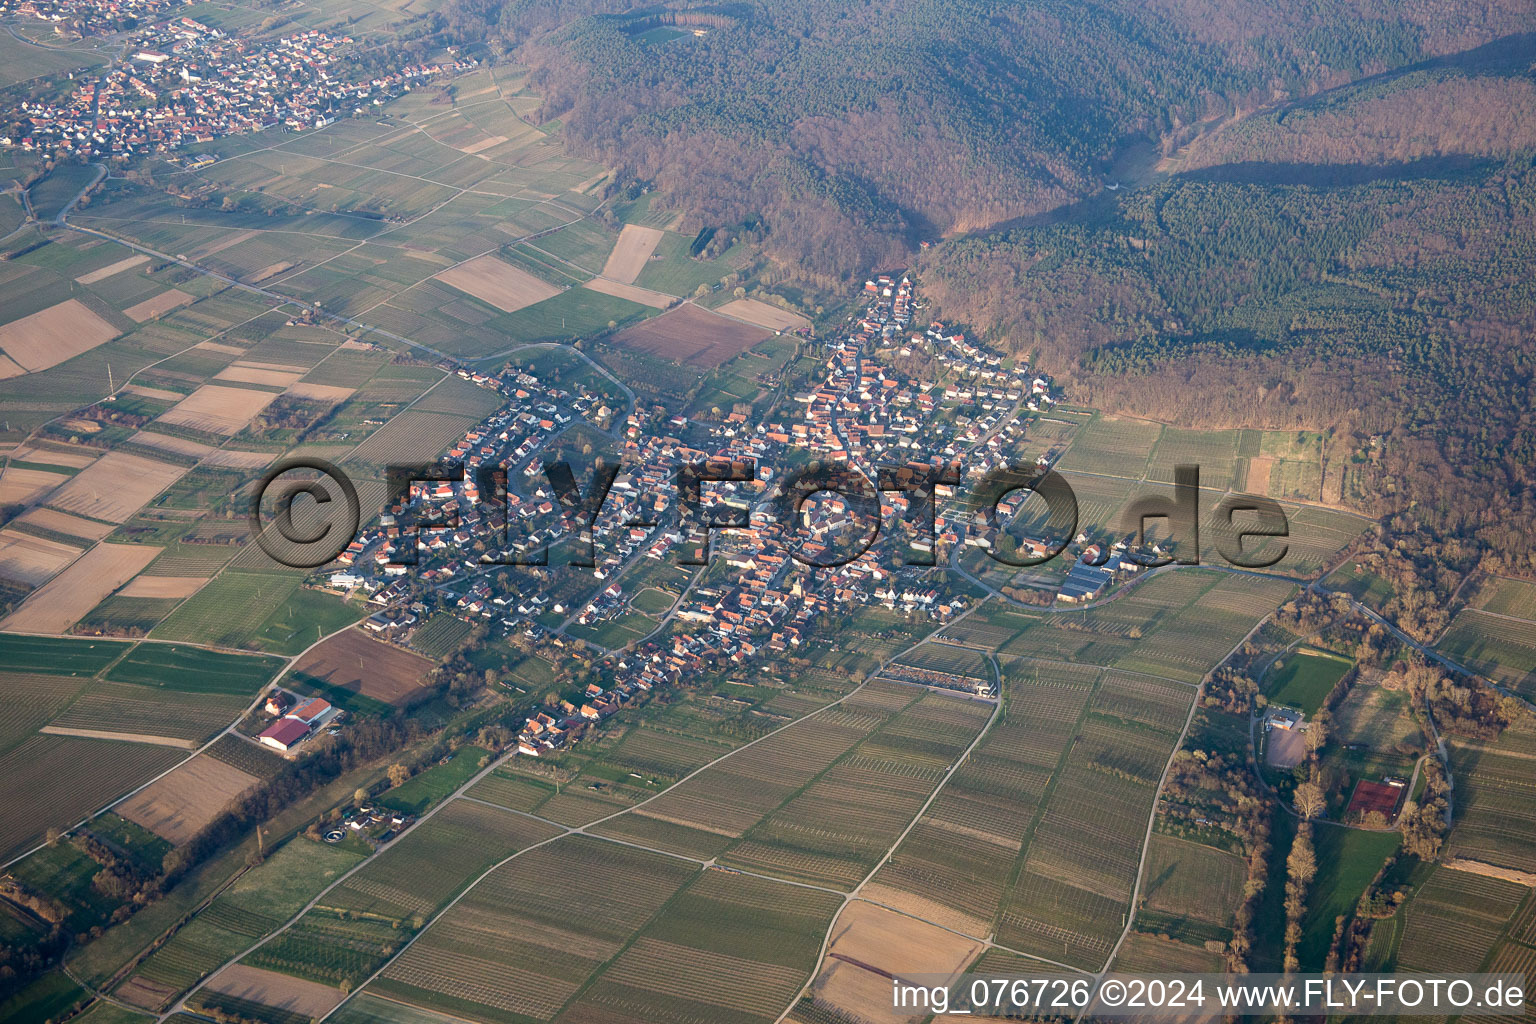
[259,717,309,752]
[287,697,332,725]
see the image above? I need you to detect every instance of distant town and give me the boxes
[3,14,470,159]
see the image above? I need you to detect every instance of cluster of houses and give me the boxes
[4,16,472,159]
[306,275,1096,764]
[256,691,338,754]
[516,680,648,756]
[0,0,174,36]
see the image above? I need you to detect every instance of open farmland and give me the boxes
[1393,865,1527,974]
[104,643,283,695]
[864,663,1096,936]
[600,224,665,283]
[370,836,698,1024]
[15,506,118,541]
[1468,576,1536,619]
[0,299,120,375]
[0,633,131,675]
[75,254,150,285]
[0,528,81,585]
[157,385,279,436]
[562,869,841,1024]
[1056,414,1163,477]
[1445,721,1536,872]
[610,303,770,367]
[1,543,161,634]
[123,289,195,323]
[0,672,91,755]
[200,964,346,1020]
[45,450,189,522]
[346,408,479,468]
[151,571,301,648]
[803,901,984,1024]
[1138,835,1245,931]
[0,465,68,508]
[114,754,260,844]
[118,838,364,1009]
[255,803,562,989]
[45,679,249,745]
[592,686,910,858]
[715,297,809,332]
[718,691,993,888]
[1438,609,1536,696]
[322,799,561,923]
[581,276,676,308]
[435,253,562,312]
[289,628,433,707]
[0,735,185,863]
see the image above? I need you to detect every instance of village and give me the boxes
[296,275,1164,761]
[2,15,471,159]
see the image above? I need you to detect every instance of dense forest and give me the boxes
[438,0,1536,595]
[441,0,1536,282]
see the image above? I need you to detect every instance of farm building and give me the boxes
[259,717,309,752]
[1266,707,1304,731]
[1057,559,1112,603]
[287,697,332,726]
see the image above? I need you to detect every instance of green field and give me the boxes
[103,644,284,695]
[1296,826,1400,968]
[379,748,493,816]
[1265,648,1353,714]
[409,613,474,660]
[151,572,302,649]
[0,633,132,676]
[1436,609,1536,697]
[0,970,88,1024]
[122,838,365,1003]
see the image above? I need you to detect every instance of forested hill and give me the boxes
[444,0,1536,282]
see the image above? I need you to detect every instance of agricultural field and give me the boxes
[562,868,840,1024]
[610,303,770,367]
[369,835,698,1023]
[1437,609,1536,697]
[1467,576,1536,620]
[320,798,562,924]
[0,299,120,376]
[287,628,434,710]
[409,613,475,660]
[1445,720,1536,872]
[1055,414,1163,478]
[115,838,364,1010]
[591,685,916,859]
[44,452,189,523]
[44,674,250,743]
[1389,865,1528,974]
[1137,835,1246,936]
[862,662,1097,937]
[103,644,283,695]
[0,672,92,755]
[151,571,304,649]
[1,543,162,634]
[801,901,984,1024]
[0,633,132,675]
[435,254,562,313]
[0,735,186,863]
[600,224,665,283]
[717,692,993,888]
[113,753,261,844]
